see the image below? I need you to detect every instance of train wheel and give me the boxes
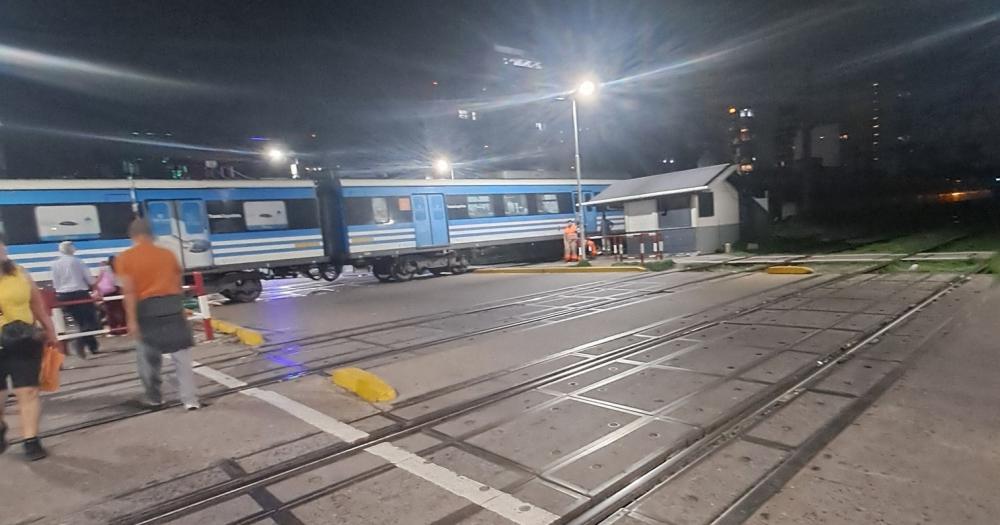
[372,261,394,282]
[392,260,417,282]
[319,264,341,282]
[449,256,470,275]
[231,278,262,302]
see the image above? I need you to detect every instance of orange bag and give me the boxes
[39,344,65,392]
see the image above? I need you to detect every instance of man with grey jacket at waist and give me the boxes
[114,219,200,410]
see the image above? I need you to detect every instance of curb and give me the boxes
[331,367,397,403]
[473,266,647,274]
[210,319,265,346]
[765,265,815,275]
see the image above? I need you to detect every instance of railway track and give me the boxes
[106,244,968,525]
[25,260,765,442]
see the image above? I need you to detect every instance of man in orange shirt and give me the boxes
[562,220,579,262]
[115,219,200,410]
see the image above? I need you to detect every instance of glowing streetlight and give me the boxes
[265,147,288,163]
[434,157,454,179]
[576,79,597,98]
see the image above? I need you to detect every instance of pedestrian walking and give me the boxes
[51,241,101,358]
[0,234,60,460]
[114,219,200,410]
[96,256,126,334]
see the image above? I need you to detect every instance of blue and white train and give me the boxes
[0,177,623,301]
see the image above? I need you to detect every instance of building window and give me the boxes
[536,194,560,214]
[698,193,715,218]
[502,194,529,216]
[243,201,289,231]
[35,205,101,241]
[371,197,391,224]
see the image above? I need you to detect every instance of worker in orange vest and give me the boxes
[563,220,579,262]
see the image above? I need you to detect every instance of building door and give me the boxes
[145,200,213,269]
[411,194,450,248]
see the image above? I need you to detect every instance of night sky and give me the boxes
[0,0,997,177]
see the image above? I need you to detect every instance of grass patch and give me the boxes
[932,231,1000,253]
[612,260,676,271]
[843,230,964,255]
[575,260,592,267]
[881,259,991,274]
[642,260,676,272]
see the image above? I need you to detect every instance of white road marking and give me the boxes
[368,442,559,525]
[242,388,370,443]
[191,361,249,388]
[190,360,558,524]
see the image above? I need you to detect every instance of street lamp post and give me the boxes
[434,157,454,179]
[571,79,596,261]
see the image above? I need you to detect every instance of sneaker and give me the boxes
[133,397,164,410]
[0,422,7,455]
[184,402,202,411]
[22,438,47,461]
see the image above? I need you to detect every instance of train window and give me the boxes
[502,195,529,216]
[0,206,40,245]
[244,201,289,230]
[536,194,560,214]
[445,195,469,219]
[372,197,391,224]
[467,195,494,218]
[97,203,135,239]
[207,200,246,233]
[698,192,715,218]
[344,198,373,225]
[285,199,320,229]
[34,205,101,242]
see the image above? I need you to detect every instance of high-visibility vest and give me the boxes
[563,224,577,236]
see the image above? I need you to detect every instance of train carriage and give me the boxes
[323,178,624,280]
[0,179,323,302]
[0,176,624,301]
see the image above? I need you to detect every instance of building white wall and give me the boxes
[693,180,740,227]
[624,199,658,232]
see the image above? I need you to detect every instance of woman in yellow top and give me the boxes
[0,234,58,461]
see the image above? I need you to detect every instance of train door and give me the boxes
[411,194,450,248]
[145,200,213,269]
[574,192,599,233]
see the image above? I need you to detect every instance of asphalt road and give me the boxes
[214,271,626,342]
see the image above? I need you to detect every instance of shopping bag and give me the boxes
[39,344,65,392]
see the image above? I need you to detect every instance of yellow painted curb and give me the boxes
[331,367,397,403]
[766,265,815,275]
[210,319,265,346]
[474,266,647,274]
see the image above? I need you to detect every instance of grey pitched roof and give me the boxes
[587,164,736,205]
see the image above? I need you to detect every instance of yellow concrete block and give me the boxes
[766,265,815,275]
[210,319,264,346]
[331,367,397,403]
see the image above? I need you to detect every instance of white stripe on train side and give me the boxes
[210,234,322,247]
[348,241,417,253]
[213,249,325,266]
[347,227,416,237]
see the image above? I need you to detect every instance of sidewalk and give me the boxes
[748,276,1000,524]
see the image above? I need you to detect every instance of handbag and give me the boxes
[39,344,65,392]
[0,320,41,350]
